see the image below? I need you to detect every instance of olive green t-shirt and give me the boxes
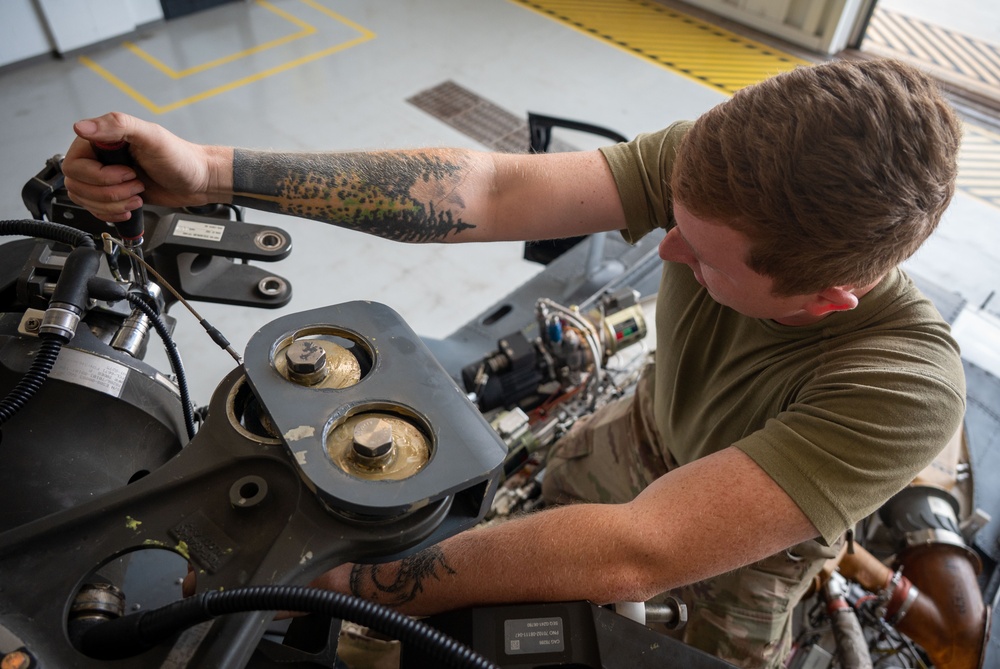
[599,123,966,544]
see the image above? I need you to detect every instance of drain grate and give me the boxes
[407,81,575,153]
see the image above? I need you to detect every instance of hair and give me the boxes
[671,58,962,296]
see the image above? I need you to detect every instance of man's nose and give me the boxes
[658,227,694,264]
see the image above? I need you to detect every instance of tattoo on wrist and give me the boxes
[348,546,456,607]
[232,149,475,242]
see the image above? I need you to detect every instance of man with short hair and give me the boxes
[63,57,965,667]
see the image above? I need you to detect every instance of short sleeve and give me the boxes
[598,121,692,243]
[735,341,966,544]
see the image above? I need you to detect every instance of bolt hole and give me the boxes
[257,276,286,297]
[239,481,259,499]
[189,253,213,275]
[230,475,268,508]
[255,230,286,251]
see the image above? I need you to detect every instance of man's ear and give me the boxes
[802,286,859,317]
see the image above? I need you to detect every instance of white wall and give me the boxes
[679,0,875,54]
[0,0,53,67]
[0,0,165,68]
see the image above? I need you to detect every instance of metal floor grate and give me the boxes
[407,81,575,153]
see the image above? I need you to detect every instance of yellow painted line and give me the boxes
[79,0,375,114]
[122,0,316,79]
[508,0,809,95]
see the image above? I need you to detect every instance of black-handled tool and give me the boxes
[91,140,148,285]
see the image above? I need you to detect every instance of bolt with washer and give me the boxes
[352,417,395,463]
[284,340,328,384]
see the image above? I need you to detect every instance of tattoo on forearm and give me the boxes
[348,546,457,607]
[232,149,475,242]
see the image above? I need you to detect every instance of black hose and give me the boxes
[125,292,196,440]
[0,219,94,248]
[79,585,498,668]
[0,337,62,427]
[0,220,95,427]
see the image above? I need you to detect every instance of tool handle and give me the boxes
[91,139,133,166]
[90,140,144,240]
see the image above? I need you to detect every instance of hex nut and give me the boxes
[352,417,394,460]
[284,340,328,384]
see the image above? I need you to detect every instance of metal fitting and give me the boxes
[645,597,688,630]
[284,340,328,385]
[257,276,287,298]
[111,310,152,358]
[70,582,125,623]
[39,303,81,343]
[352,417,395,463]
[254,230,287,251]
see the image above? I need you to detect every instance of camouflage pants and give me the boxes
[542,365,841,669]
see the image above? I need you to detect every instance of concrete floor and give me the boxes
[1,0,998,403]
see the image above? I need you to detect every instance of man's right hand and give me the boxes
[62,112,233,223]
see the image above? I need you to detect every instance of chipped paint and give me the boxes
[125,515,142,531]
[300,550,314,565]
[295,450,308,465]
[284,425,316,441]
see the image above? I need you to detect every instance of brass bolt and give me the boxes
[352,417,394,460]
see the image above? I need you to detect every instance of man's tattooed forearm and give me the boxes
[232,149,475,242]
[348,546,457,607]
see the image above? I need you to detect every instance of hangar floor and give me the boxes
[1,0,998,402]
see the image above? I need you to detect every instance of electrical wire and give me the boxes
[0,220,95,426]
[79,585,498,668]
[538,299,603,380]
[1,219,95,249]
[125,292,196,440]
[0,338,62,427]
[102,234,242,364]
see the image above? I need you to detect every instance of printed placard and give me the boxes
[503,616,564,655]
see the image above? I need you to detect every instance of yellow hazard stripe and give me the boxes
[508,0,809,94]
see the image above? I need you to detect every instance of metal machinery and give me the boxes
[0,156,510,668]
[0,150,733,669]
[1,117,997,668]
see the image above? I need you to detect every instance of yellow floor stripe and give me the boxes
[79,0,375,114]
[122,0,317,79]
[508,0,810,95]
